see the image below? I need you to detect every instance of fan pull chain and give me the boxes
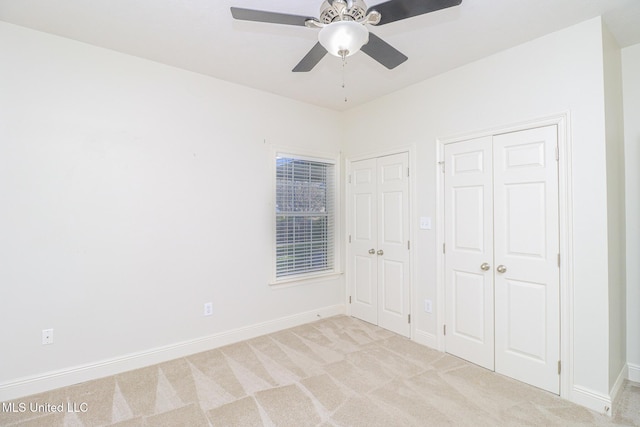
[341,51,348,103]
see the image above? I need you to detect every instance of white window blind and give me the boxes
[275,155,335,279]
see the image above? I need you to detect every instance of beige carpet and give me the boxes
[1,315,638,426]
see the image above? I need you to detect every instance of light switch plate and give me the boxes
[204,302,213,316]
[420,216,432,230]
[424,299,433,313]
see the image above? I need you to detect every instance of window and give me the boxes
[275,154,335,280]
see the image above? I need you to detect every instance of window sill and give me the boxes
[269,271,343,288]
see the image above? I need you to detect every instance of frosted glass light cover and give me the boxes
[318,21,369,57]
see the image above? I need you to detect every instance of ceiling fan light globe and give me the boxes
[318,21,369,57]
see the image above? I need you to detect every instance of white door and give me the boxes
[377,154,411,336]
[443,136,495,370]
[493,126,560,394]
[444,125,560,394]
[350,152,410,337]
[350,158,378,325]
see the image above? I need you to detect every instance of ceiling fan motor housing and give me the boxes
[320,0,368,23]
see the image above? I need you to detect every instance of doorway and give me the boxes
[347,151,411,338]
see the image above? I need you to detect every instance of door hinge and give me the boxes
[349,235,352,243]
[438,161,445,173]
[408,240,411,250]
[557,253,560,267]
[349,296,352,304]
[558,360,561,375]
[348,174,352,184]
[407,167,410,177]
[555,145,559,161]
[408,314,411,324]
[443,324,447,336]
[443,243,446,254]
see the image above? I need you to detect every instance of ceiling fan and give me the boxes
[230,0,462,72]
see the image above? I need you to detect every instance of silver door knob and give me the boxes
[377,249,384,256]
[368,248,375,254]
[497,265,507,274]
[480,263,491,271]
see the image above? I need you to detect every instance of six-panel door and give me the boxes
[493,126,560,394]
[351,158,378,325]
[444,136,495,370]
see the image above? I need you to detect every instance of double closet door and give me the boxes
[349,152,410,338]
[444,125,560,394]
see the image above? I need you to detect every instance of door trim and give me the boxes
[346,146,414,339]
[435,112,573,400]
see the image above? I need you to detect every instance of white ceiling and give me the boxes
[1,0,639,111]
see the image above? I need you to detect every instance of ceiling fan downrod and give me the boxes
[313,0,380,27]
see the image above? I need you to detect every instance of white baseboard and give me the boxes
[572,365,626,418]
[413,328,439,350]
[0,304,345,402]
[628,363,640,383]
[610,364,628,410]
[571,385,613,416]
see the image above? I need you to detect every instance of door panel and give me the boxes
[444,137,495,370]
[354,255,375,306]
[494,125,559,394]
[504,183,547,258]
[351,158,378,325]
[453,186,486,252]
[377,153,410,337]
[381,259,405,315]
[452,270,488,343]
[354,194,374,241]
[503,278,547,361]
[381,191,405,244]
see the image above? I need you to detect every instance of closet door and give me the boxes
[349,153,410,337]
[443,137,495,370]
[493,125,560,394]
[443,125,560,394]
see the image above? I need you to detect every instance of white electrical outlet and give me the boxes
[203,302,213,316]
[42,329,54,345]
[424,299,433,313]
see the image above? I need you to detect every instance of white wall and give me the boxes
[0,22,344,400]
[0,15,632,412]
[342,17,614,408]
[602,25,626,394]
[622,42,640,382]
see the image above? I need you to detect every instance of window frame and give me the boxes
[271,148,340,285]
